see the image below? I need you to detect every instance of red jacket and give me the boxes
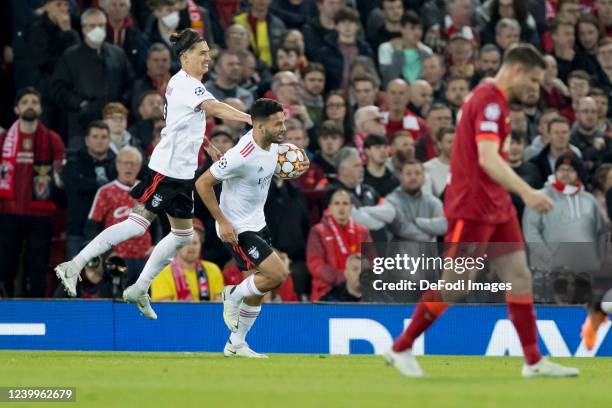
[306,219,371,301]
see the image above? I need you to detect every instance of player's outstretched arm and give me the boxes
[201,99,252,125]
[194,170,238,244]
[477,139,553,213]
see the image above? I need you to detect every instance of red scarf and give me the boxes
[186,0,205,38]
[0,121,55,211]
[170,257,209,301]
[552,179,582,195]
[323,210,361,271]
[108,16,135,47]
[214,0,240,27]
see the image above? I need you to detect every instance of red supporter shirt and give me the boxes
[382,109,425,140]
[444,79,514,224]
[88,180,152,259]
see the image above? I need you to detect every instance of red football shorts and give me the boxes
[444,216,524,259]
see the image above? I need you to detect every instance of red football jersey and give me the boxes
[89,180,152,259]
[444,79,515,224]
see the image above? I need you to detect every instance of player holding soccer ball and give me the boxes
[385,44,579,378]
[195,98,309,357]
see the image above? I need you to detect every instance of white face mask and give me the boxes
[86,27,106,45]
[161,11,180,29]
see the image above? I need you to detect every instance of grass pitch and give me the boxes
[2,351,611,408]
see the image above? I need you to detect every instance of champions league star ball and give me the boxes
[275,143,304,179]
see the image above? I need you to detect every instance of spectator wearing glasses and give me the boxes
[102,102,140,154]
[353,105,387,164]
[571,96,610,171]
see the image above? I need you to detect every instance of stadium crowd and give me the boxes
[1,0,612,303]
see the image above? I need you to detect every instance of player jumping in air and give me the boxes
[384,44,580,378]
[55,28,251,318]
[195,98,309,358]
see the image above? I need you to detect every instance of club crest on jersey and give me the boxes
[248,246,260,260]
[484,103,501,121]
[219,156,228,169]
[194,87,206,96]
[151,194,163,208]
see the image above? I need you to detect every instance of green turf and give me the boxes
[2,351,611,408]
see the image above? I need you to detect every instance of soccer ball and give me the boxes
[275,143,305,179]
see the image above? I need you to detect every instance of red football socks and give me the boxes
[393,290,448,352]
[506,293,541,365]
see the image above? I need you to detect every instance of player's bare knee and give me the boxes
[171,228,194,249]
[132,204,156,223]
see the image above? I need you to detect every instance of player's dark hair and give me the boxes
[86,120,110,136]
[502,43,546,71]
[14,86,42,106]
[401,10,420,27]
[547,116,570,133]
[364,134,388,149]
[436,126,455,142]
[170,28,204,58]
[251,98,284,121]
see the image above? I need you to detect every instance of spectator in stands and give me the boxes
[415,103,453,162]
[555,0,581,26]
[237,50,268,96]
[271,71,314,130]
[301,64,326,130]
[151,219,224,301]
[378,10,432,86]
[510,104,528,136]
[0,87,65,297]
[128,90,165,148]
[224,24,270,83]
[476,0,539,47]
[27,0,80,132]
[284,118,312,158]
[471,44,501,87]
[51,8,134,149]
[575,15,601,75]
[494,18,521,53]
[540,55,570,111]
[319,252,363,302]
[571,96,609,171]
[421,0,476,55]
[265,175,311,299]
[306,188,371,301]
[444,76,470,116]
[312,120,344,181]
[64,121,117,259]
[355,160,447,242]
[387,130,416,178]
[560,70,591,124]
[525,109,564,161]
[591,88,611,129]
[207,125,235,155]
[323,91,351,142]
[86,146,151,286]
[204,51,253,110]
[131,43,172,113]
[530,116,583,184]
[350,76,379,111]
[594,37,612,91]
[381,79,424,141]
[281,29,308,72]
[232,0,286,68]
[219,97,248,138]
[302,0,343,60]
[408,80,434,118]
[101,0,149,76]
[446,32,476,79]
[354,105,387,163]
[103,102,140,154]
[173,0,217,45]
[363,134,399,197]
[270,0,316,30]
[523,153,606,245]
[424,126,455,198]
[596,0,612,37]
[592,163,612,225]
[421,54,446,103]
[275,45,300,76]
[367,0,403,56]
[550,18,576,83]
[316,7,373,91]
[331,147,380,209]
[508,131,543,219]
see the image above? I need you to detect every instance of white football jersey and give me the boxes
[148,69,216,180]
[209,130,278,235]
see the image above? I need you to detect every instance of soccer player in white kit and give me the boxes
[55,28,251,319]
[196,99,309,357]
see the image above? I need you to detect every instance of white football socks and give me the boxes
[229,302,261,346]
[133,228,194,293]
[73,214,151,273]
[230,274,263,302]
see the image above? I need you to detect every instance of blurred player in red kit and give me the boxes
[385,44,579,378]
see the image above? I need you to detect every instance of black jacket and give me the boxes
[302,16,336,61]
[511,161,543,221]
[530,145,589,186]
[264,180,310,261]
[64,149,117,236]
[315,32,373,91]
[51,43,134,147]
[107,24,150,77]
